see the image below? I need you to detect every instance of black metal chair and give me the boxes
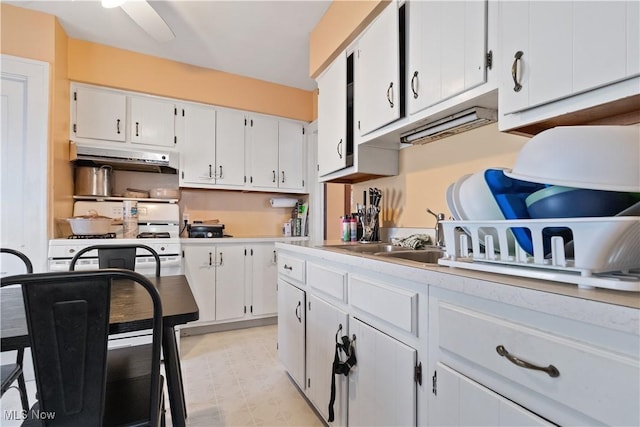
[1,269,165,426]
[69,243,161,277]
[0,248,32,413]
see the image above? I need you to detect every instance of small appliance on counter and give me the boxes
[187,223,226,238]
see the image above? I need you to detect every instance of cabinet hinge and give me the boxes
[317,164,319,172]
[250,176,253,183]
[415,362,422,386]
[174,107,177,116]
[308,301,311,310]
[73,123,77,133]
[244,306,247,314]
[181,171,184,179]
[432,370,437,395]
[244,248,247,256]
[181,250,184,258]
[302,127,305,135]
[250,248,254,256]
[244,176,247,183]
[302,180,305,187]
[307,378,310,387]
[244,118,247,126]
[174,136,177,145]
[486,50,493,70]
[250,305,253,313]
[73,91,77,101]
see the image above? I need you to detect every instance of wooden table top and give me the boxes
[1,274,199,351]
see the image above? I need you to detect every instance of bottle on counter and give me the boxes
[350,216,357,242]
[342,215,350,242]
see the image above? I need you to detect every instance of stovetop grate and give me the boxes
[68,233,117,239]
[137,232,171,239]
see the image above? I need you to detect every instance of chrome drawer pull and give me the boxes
[496,345,559,378]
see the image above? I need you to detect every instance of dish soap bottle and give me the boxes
[342,215,350,242]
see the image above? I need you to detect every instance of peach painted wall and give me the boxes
[351,124,530,229]
[309,0,388,78]
[68,39,313,122]
[0,4,56,63]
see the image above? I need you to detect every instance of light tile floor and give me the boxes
[0,325,324,427]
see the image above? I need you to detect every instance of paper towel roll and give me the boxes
[270,198,298,208]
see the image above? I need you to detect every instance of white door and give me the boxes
[215,245,246,321]
[306,294,348,426]
[183,245,216,323]
[180,104,216,185]
[430,363,552,427]
[356,1,400,135]
[1,55,49,274]
[277,279,306,389]
[278,120,305,191]
[74,85,126,142]
[215,108,246,187]
[247,115,279,189]
[348,317,417,427]
[250,245,278,316]
[129,96,176,147]
[317,54,347,176]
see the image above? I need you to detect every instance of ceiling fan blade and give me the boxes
[121,1,175,43]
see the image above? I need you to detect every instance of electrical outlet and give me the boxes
[183,213,190,224]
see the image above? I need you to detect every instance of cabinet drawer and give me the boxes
[307,262,346,302]
[349,275,417,334]
[277,253,305,283]
[438,303,639,426]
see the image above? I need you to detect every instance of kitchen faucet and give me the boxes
[427,209,445,247]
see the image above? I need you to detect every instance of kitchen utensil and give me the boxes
[505,125,640,192]
[149,188,180,199]
[525,186,636,219]
[67,213,115,235]
[74,165,112,196]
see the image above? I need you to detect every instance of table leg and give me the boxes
[163,325,187,426]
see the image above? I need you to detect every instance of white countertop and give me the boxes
[181,236,309,244]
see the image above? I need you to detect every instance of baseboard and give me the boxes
[180,316,277,336]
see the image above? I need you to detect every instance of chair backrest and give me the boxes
[1,269,163,426]
[69,244,161,277]
[1,248,33,275]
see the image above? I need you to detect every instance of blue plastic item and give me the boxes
[526,186,636,219]
[484,169,546,255]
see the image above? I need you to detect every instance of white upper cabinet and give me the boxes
[407,0,488,114]
[129,96,176,147]
[317,53,348,177]
[215,108,246,187]
[247,114,279,189]
[356,0,401,135]
[73,85,126,142]
[179,103,216,186]
[278,120,306,192]
[499,1,640,130]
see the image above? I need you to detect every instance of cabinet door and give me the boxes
[249,245,278,316]
[278,120,305,191]
[180,104,216,185]
[129,96,176,147]
[216,108,246,187]
[431,363,552,427]
[277,279,306,389]
[215,245,246,321]
[183,245,216,323]
[306,295,348,426]
[408,0,487,114]
[356,1,400,135]
[74,86,126,142]
[348,317,417,427]
[247,115,279,189]
[317,54,347,176]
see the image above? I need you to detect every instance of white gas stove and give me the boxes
[48,201,182,275]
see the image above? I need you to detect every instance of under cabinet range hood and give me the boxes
[69,141,178,173]
[400,107,498,145]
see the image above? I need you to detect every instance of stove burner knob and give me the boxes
[160,246,165,252]
[69,248,76,254]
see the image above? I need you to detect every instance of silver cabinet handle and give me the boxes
[219,252,223,266]
[386,82,394,108]
[272,170,276,183]
[411,71,419,99]
[281,171,285,183]
[337,139,343,160]
[209,164,212,178]
[219,165,223,179]
[295,301,302,322]
[496,345,559,378]
[135,121,140,137]
[209,252,212,266]
[116,119,121,134]
[272,250,277,264]
[511,51,524,92]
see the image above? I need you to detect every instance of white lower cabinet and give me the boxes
[306,294,348,426]
[246,244,278,317]
[430,363,552,427]
[348,317,417,427]
[214,244,246,321]
[277,278,306,389]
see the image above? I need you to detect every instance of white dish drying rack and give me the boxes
[438,217,640,292]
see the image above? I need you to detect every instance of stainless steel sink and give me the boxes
[374,249,445,264]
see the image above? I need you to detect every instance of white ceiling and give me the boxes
[9,0,331,91]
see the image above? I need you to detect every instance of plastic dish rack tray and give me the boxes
[438,217,640,292]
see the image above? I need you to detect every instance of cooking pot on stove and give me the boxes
[75,165,112,196]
